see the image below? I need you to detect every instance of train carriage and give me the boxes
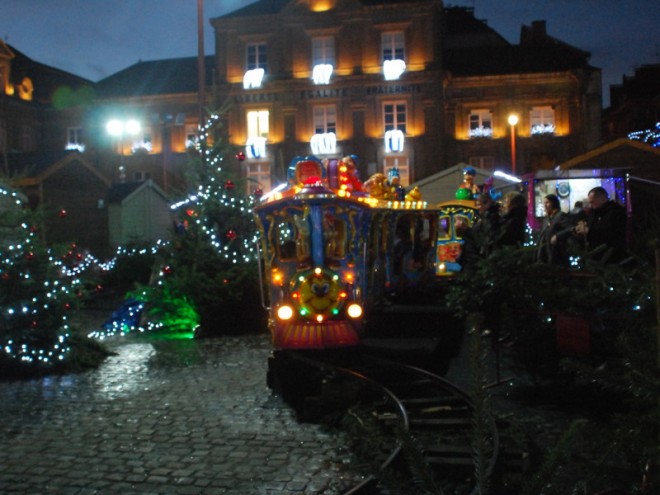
[254,156,444,350]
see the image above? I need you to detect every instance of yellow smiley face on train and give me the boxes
[296,269,342,316]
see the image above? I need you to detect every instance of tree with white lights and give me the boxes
[131,110,263,337]
[0,183,83,375]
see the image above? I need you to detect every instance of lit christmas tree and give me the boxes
[0,183,83,374]
[130,111,263,337]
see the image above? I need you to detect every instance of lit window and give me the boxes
[247,43,267,71]
[469,109,493,138]
[383,156,410,187]
[247,110,269,139]
[314,105,336,135]
[246,110,269,158]
[185,124,199,149]
[382,32,405,80]
[384,102,407,134]
[381,32,405,62]
[530,106,556,135]
[66,127,84,152]
[132,129,152,153]
[311,105,337,155]
[313,36,335,66]
[246,162,271,195]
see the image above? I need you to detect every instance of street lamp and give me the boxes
[106,119,141,182]
[507,113,519,175]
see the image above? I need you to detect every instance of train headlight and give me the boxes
[346,303,363,319]
[276,305,294,321]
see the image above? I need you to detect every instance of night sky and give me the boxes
[3,0,659,107]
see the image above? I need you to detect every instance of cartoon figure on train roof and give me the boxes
[455,166,481,200]
[268,154,425,204]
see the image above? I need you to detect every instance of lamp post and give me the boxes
[106,119,141,182]
[507,113,519,175]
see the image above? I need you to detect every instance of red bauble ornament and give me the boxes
[26,252,35,260]
[225,180,235,190]
[254,188,263,198]
[226,230,237,240]
[162,265,173,275]
[59,209,67,218]
[236,151,246,161]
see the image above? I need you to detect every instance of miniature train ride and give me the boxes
[254,156,478,350]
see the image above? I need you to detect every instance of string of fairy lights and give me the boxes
[3,118,656,361]
[628,122,660,147]
[1,186,76,365]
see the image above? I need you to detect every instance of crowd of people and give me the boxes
[457,185,628,269]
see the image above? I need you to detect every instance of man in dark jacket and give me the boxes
[574,186,627,263]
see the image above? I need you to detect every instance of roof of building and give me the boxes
[444,19,593,76]
[96,55,215,98]
[559,137,660,179]
[107,179,170,204]
[3,42,93,106]
[218,0,440,18]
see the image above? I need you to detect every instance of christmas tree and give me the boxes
[0,182,84,374]
[131,110,263,337]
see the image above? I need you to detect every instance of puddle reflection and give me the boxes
[94,343,155,398]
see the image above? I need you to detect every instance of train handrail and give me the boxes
[255,238,270,311]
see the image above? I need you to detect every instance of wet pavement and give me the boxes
[0,334,364,494]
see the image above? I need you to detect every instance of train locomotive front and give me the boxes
[254,183,372,349]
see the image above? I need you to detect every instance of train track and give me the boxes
[268,348,514,495]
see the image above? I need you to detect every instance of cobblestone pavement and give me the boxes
[0,334,365,494]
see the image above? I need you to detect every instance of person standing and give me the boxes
[574,186,627,263]
[457,191,501,267]
[495,191,527,248]
[536,194,572,265]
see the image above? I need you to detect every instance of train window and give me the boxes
[454,214,471,239]
[274,219,297,260]
[438,216,451,240]
[322,210,347,261]
[274,215,311,264]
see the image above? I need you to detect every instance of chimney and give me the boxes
[531,20,546,37]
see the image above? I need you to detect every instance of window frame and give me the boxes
[381,31,405,62]
[468,109,493,138]
[246,42,267,72]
